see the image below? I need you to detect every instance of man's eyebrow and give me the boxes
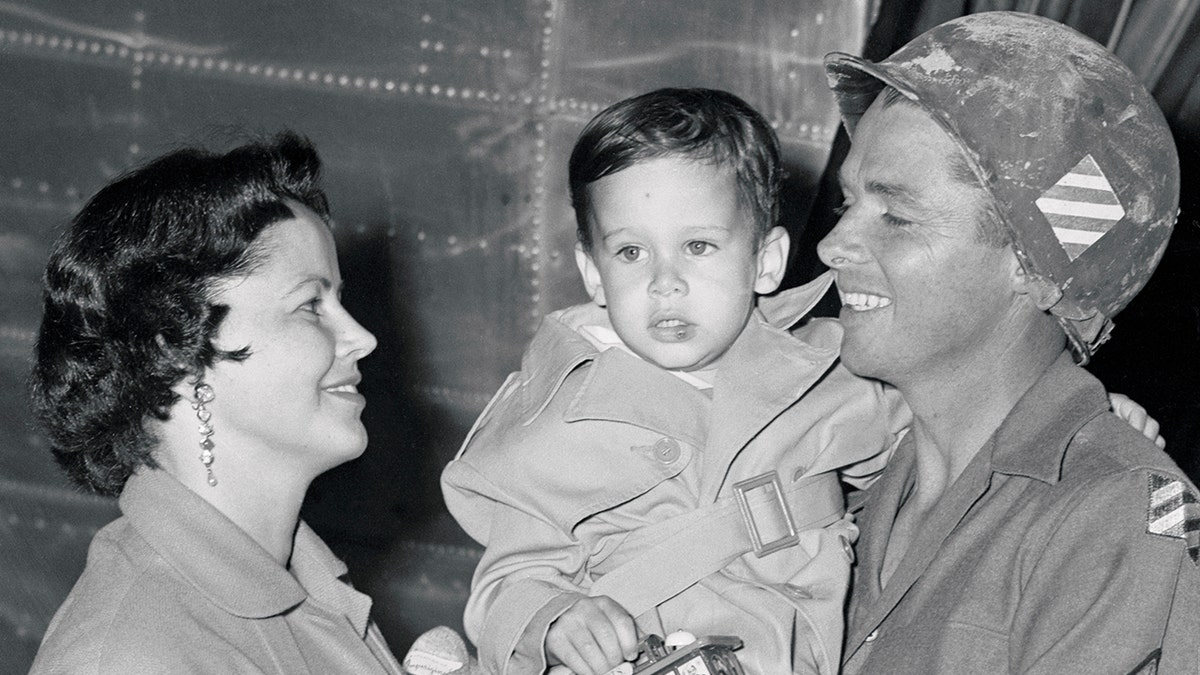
[837,169,921,206]
[865,179,920,204]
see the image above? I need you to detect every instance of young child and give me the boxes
[441,88,905,675]
[439,88,1165,675]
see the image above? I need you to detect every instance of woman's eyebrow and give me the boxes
[283,275,334,296]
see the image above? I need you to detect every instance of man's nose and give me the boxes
[817,213,867,269]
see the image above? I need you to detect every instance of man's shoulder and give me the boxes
[1067,411,1192,482]
[1056,413,1198,567]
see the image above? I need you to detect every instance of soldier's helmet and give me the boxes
[825,11,1179,363]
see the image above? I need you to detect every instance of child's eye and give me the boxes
[617,245,644,262]
[685,241,714,255]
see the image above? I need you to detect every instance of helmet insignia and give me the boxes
[1035,154,1125,261]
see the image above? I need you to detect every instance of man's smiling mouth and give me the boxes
[839,290,893,311]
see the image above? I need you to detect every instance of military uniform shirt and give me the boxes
[844,352,1200,674]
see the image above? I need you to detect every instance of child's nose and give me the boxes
[649,259,686,296]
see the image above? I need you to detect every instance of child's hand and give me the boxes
[545,595,638,675]
[1109,392,1166,449]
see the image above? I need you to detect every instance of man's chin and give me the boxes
[839,341,889,382]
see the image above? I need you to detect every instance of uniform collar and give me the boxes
[120,470,372,635]
[845,349,1109,659]
[988,349,1110,484]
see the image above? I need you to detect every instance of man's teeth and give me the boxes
[842,292,893,311]
[327,384,358,393]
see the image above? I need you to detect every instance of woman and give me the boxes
[28,133,403,673]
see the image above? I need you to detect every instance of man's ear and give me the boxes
[574,242,606,307]
[1010,253,1062,311]
[754,226,790,295]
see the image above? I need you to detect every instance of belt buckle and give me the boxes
[732,471,798,557]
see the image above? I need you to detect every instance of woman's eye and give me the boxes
[832,202,850,217]
[686,241,713,255]
[883,213,913,228]
[301,297,322,314]
[617,246,643,262]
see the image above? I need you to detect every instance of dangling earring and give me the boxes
[192,383,217,487]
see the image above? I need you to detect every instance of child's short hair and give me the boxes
[568,87,783,252]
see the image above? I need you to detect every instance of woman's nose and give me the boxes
[341,312,378,360]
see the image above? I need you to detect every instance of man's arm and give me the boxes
[1011,468,1199,672]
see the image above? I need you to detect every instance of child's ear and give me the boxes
[574,242,607,307]
[754,226,790,295]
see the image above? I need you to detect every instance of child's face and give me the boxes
[575,156,787,372]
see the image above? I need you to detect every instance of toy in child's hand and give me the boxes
[600,631,745,675]
[403,626,744,675]
[402,626,480,675]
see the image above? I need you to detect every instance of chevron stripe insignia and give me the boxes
[1035,155,1125,261]
[1146,471,1200,566]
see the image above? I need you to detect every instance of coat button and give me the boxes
[652,437,681,463]
[864,629,879,643]
[839,533,855,563]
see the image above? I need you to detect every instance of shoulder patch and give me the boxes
[1146,471,1199,566]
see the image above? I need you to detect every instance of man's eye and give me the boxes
[686,241,713,255]
[617,246,643,262]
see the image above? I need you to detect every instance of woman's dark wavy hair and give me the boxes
[568,87,784,252]
[29,132,330,496]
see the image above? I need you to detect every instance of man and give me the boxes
[818,11,1199,673]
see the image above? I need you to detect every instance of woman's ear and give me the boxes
[574,242,607,307]
[157,334,203,400]
[754,226,790,295]
[169,370,206,403]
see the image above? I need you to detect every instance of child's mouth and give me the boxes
[651,318,693,341]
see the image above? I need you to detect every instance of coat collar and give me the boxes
[700,299,841,499]
[120,470,372,635]
[518,272,841,499]
[758,270,835,330]
[517,271,838,433]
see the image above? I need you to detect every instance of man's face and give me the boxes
[817,98,1021,385]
